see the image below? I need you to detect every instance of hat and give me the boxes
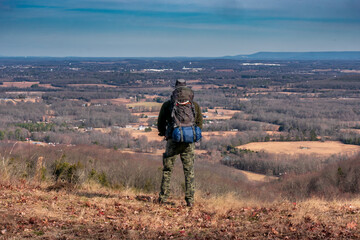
[175,79,186,87]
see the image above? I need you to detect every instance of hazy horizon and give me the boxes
[1,51,360,59]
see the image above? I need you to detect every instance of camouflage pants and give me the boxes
[159,139,195,204]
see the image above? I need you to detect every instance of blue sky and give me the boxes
[0,0,359,57]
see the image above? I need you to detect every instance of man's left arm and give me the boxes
[157,102,168,136]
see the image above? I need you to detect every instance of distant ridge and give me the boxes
[227,51,360,60]
[1,51,360,61]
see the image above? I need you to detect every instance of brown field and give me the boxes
[187,79,202,84]
[237,169,278,182]
[144,94,161,99]
[341,69,360,73]
[265,130,281,136]
[129,129,163,141]
[0,81,39,88]
[312,69,335,72]
[0,97,40,104]
[202,131,240,138]
[191,84,220,90]
[132,112,158,118]
[204,108,241,120]
[5,91,44,96]
[138,86,172,91]
[126,102,162,108]
[237,141,360,156]
[138,118,153,123]
[67,84,118,88]
[39,84,60,89]
[91,98,132,105]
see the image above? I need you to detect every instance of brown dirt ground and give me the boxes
[1,183,359,239]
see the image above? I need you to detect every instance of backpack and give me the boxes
[168,86,202,143]
[171,86,195,127]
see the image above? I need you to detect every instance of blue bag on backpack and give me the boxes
[172,126,202,143]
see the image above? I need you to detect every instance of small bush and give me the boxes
[51,154,82,183]
[88,168,110,187]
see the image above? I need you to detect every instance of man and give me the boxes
[157,79,203,207]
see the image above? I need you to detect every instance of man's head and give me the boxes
[175,79,186,88]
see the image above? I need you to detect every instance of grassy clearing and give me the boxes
[237,141,360,156]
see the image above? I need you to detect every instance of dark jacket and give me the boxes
[157,100,203,137]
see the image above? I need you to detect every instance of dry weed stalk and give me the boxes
[34,156,44,182]
[0,141,18,180]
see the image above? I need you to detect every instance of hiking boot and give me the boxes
[155,198,175,206]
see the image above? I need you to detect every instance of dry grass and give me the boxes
[238,141,360,156]
[0,182,359,239]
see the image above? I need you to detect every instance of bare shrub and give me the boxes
[273,154,360,200]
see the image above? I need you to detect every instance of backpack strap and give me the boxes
[170,101,180,128]
[191,126,196,142]
[191,102,196,125]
